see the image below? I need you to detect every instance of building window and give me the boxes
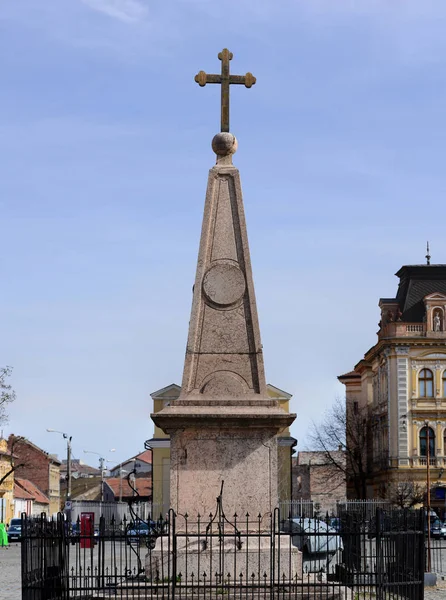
[420,426,435,457]
[444,429,446,455]
[419,368,434,397]
[443,371,446,397]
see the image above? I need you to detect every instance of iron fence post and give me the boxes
[376,508,384,600]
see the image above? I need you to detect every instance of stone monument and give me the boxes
[150,50,299,582]
[152,48,296,520]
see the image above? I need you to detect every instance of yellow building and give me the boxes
[339,263,446,512]
[0,437,14,523]
[146,383,296,516]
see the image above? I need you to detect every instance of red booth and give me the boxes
[80,512,94,549]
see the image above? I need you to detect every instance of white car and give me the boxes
[282,518,343,574]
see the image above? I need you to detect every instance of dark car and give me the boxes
[7,518,22,542]
[328,517,341,532]
[126,520,161,549]
[430,519,446,539]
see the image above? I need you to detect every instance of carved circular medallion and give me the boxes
[202,263,246,307]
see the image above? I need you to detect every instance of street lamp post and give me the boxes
[119,468,129,503]
[83,450,115,503]
[46,429,72,521]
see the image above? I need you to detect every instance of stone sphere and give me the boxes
[211,132,238,156]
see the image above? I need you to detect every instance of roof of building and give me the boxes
[104,477,152,499]
[394,264,446,322]
[14,481,34,500]
[61,476,102,501]
[338,370,361,380]
[15,478,50,504]
[8,435,62,465]
[110,449,152,473]
[266,384,292,399]
[294,451,346,467]
[150,383,181,400]
[60,460,100,477]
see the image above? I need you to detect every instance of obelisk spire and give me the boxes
[177,130,271,405]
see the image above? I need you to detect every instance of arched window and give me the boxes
[443,371,446,397]
[443,429,446,455]
[419,368,434,397]
[420,426,435,457]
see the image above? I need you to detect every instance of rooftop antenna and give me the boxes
[426,241,431,265]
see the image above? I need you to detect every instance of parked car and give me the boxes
[126,520,162,548]
[328,517,341,532]
[430,519,446,539]
[7,518,22,542]
[282,518,343,574]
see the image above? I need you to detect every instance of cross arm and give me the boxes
[195,71,221,87]
[228,73,256,88]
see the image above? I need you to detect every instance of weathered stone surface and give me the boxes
[152,139,296,519]
[212,132,238,156]
[170,427,278,517]
[147,535,302,583]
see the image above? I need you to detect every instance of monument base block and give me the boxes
[146,534,302,584]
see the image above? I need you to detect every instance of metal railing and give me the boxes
[21,506,425,600]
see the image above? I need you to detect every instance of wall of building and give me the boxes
[151,447,170,515]
[0,440,14,524]
[292,452,346,516]
[340,274,446,500]
[8,437,60,515]
[14,498,32,518]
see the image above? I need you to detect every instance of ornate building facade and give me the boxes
[339,264,446,512]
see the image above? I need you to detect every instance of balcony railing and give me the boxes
[379,322,426,338]
[379,321,446,339]
[412,456,442,467]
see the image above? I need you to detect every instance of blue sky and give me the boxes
[2,0,446,469]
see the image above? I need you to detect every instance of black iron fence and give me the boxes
[21,507,425,600]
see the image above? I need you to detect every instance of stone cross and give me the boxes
[195,48,256,133]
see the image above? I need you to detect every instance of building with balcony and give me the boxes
[339,263,446,512]
[146,383,296,516]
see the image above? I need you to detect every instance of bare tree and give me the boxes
[0,436,25,487]
[379,478,426,509]
[0,366,16,426]
[0,368,21,487]
[307,397,369,499]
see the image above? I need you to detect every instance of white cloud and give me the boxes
[80,0,148,22]
[2,0,446,66]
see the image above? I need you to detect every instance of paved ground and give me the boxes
[425,578,446,599]
[0,542,21,600]
[2,540,446,600]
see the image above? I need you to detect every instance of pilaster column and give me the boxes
[437,421,442,456]
[412,420,418,456]
[396,346,410,466]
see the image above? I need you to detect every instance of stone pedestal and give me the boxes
[147,534,302,584]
